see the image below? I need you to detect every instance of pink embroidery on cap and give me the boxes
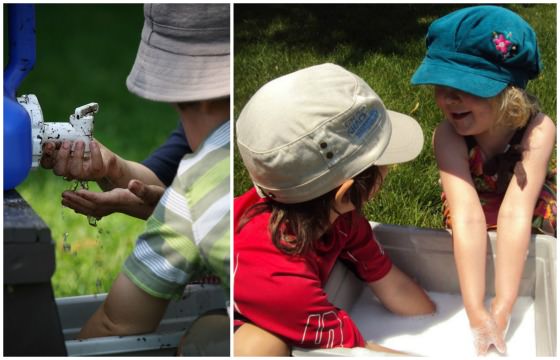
[493,32,517,59]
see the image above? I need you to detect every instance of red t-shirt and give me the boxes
[233,188,392,349]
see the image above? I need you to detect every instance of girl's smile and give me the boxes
[449,111,474,132]
[434,86,496,136]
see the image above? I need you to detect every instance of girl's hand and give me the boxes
[471,315,506,356]
[490,298,511,351]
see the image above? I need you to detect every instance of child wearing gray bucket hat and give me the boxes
[234,63,435,355]
[78,4,230,351]
[45,3,230,220]
[127,4,229,102]
[412,5,556,356]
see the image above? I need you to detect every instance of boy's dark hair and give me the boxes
[237,165,383,255]
[177,96,230,111]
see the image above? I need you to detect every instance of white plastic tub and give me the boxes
[293,222,556,357]
[56,284,228,356]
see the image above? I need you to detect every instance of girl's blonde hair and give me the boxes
[493,86,540,129]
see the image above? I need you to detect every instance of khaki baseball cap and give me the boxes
[236,63,424,204]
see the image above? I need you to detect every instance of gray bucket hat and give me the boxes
[127,4,230,102]
[236,63,424,204]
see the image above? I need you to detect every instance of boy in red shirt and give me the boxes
[234,63,436,355]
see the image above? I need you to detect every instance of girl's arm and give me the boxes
[492,114,556,327]
[433,121,490,328]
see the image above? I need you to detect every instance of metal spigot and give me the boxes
[17,94,98,168]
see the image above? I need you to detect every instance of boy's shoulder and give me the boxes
[332,210,371,238]
[175,121,230,180]
[200,120,231,151]
[234,188,264,229]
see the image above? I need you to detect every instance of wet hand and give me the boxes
[41,139,119,182]
[61,182,162,220]
[471,316,506,356]
[127,179,165,211]
[490,299,511,354]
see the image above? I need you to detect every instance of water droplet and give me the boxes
[63,232,71,252]
[67,180,98,227]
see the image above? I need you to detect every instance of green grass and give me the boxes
[234,4,556,230]
[6,4,179,297]
[5,4,557,298]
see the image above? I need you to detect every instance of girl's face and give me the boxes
[434,86,497,136]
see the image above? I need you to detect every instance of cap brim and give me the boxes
[126,41,230,103]
[373,110,424,166]
[411,60,507,98]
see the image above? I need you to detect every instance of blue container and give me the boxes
[4,4,36,190]
[4,96,32,190]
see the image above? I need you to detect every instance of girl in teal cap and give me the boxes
[412,5,556,356]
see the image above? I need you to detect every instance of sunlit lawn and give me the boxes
[234,4,556,227]
[5,3,556,298]
[8,4,179,297]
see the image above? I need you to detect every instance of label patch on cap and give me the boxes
[345,105,379,139]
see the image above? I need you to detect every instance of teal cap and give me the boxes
[411,5,542,98]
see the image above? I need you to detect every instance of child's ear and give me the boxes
[334,179,354,207]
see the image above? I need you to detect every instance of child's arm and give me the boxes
[368,265,435,316]
[492,114,556,328]
[78,273,169,338]
[338,213,434,316]
[433,121,490,328]
[233,322,409,356]
[234,323,291,356]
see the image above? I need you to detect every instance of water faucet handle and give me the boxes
[68,103,97,143]
[73,103,99,119]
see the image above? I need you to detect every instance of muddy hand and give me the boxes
[40,141,60,169]
[128,179,165,207]
[42,139,116,182]
[61,188,123,219]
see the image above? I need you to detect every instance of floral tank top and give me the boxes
[442,123,556,236]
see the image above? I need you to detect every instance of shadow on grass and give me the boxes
[235,4,462,63]
[234,4,537,66]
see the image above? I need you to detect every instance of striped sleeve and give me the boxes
[123,121,231,299]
